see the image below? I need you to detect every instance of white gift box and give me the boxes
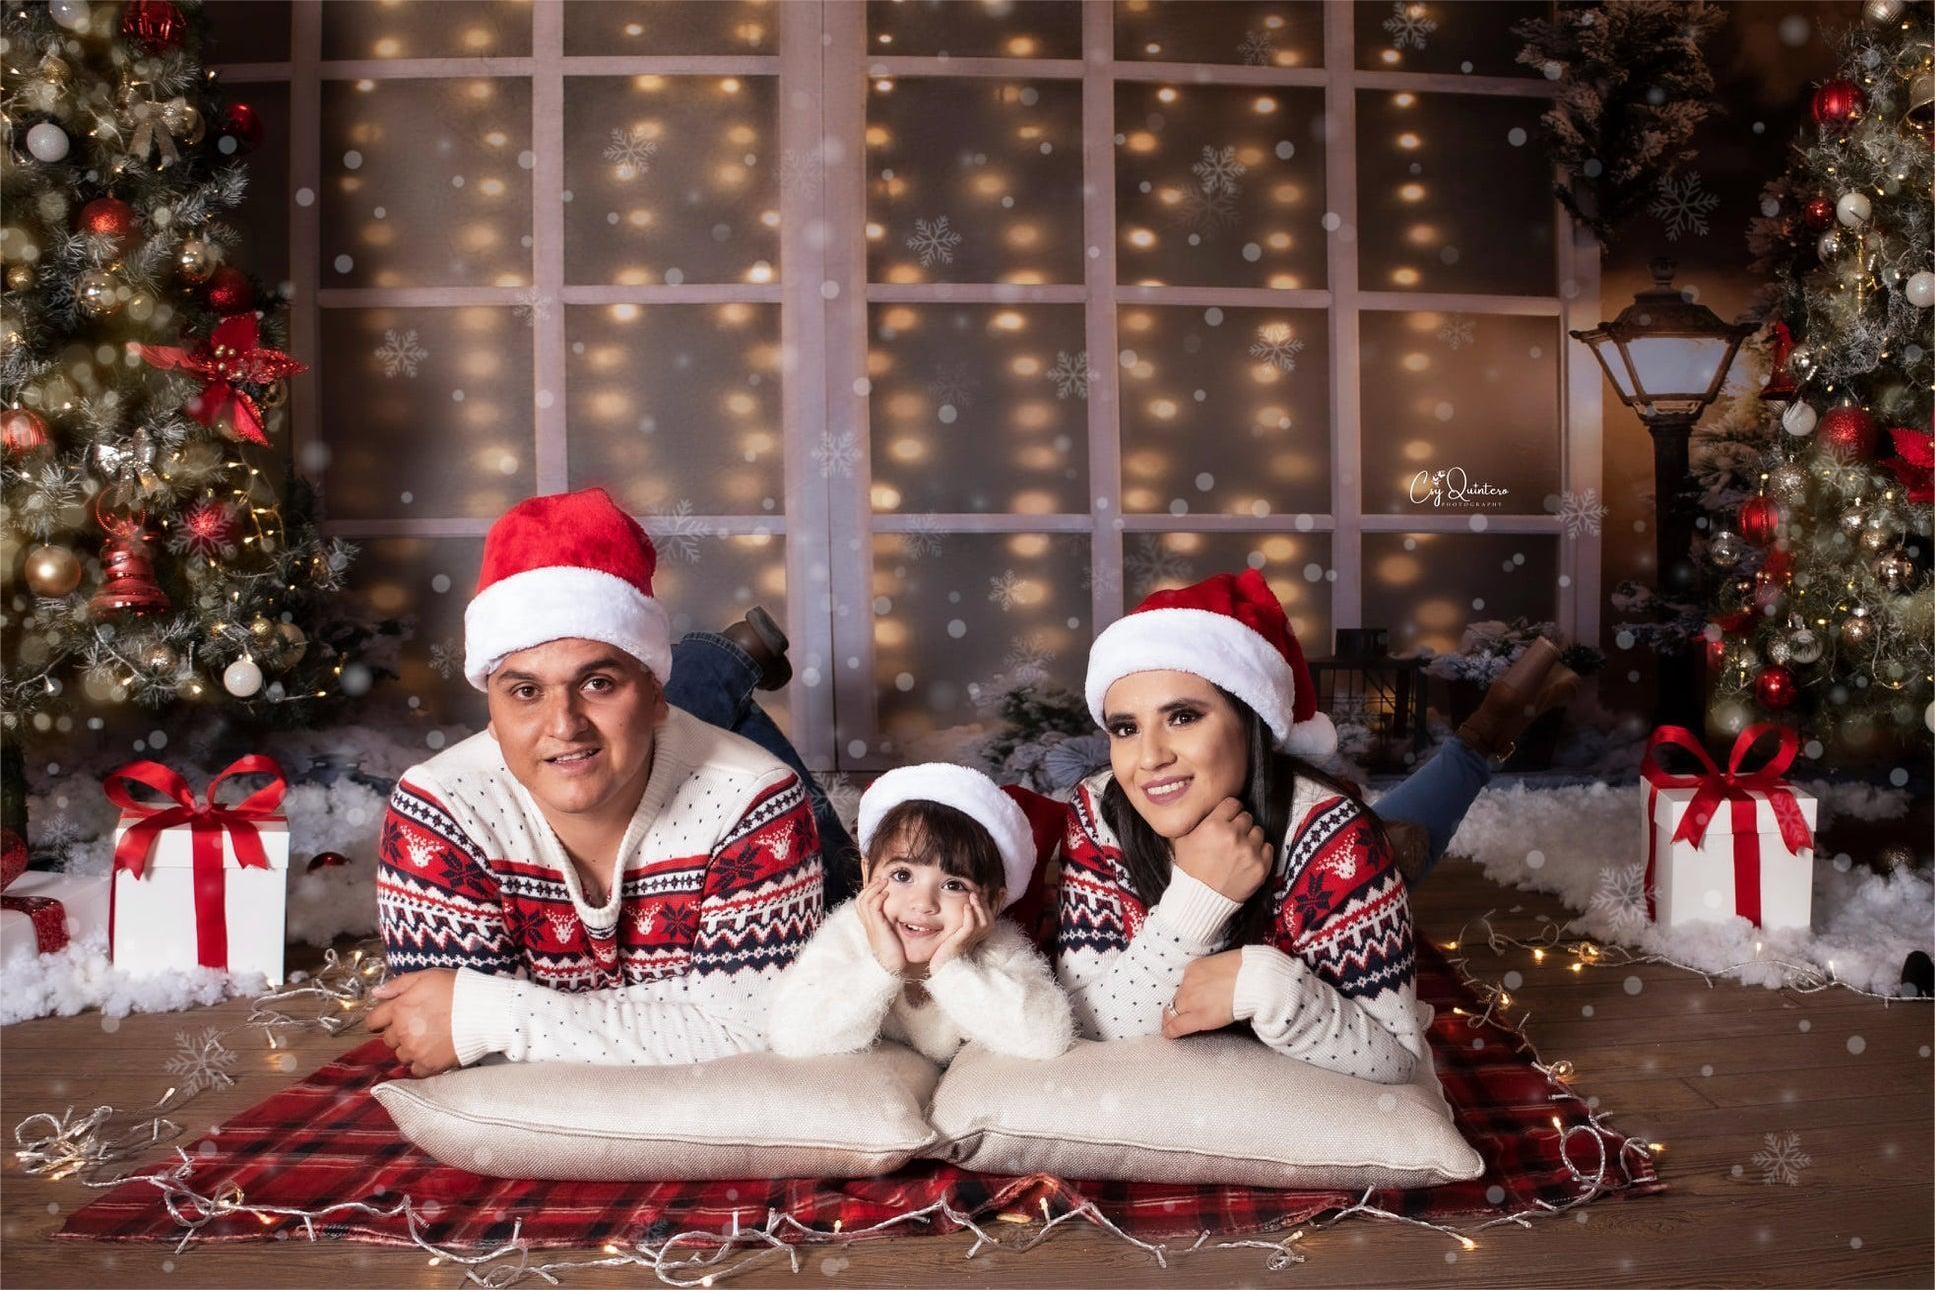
[1643,782,1818,932]
[110,813,290,985]
[1,870,111,959]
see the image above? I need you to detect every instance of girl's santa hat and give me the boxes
[857,764,1040,910]
[1084,567,1336,757]
[463,487,672,690]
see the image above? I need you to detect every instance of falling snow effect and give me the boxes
[1238,30,1275,66]
[812,430,862,479]
[1557,489,1609,538]
[1249,322,1305,373]
[987,569,1026,610]
[1751,1132,1812,1185]
[375,328,427,378]
[645,499,715,563]
[513,288,553,328]
[1049,350,1090,400]
[1436,315,1476,350]
[1000,632,1056,689]
[1172,184,1240,239]
[1126,535,1195,594]
[1382,0,1438,51]
[1587,862,1651,937]
[929,362,977,410]
[906,215,963,268]
[777,146,825,198]
[602,126,659,179]
[165,1027,238,1094]
[1191,145,1247,197]
[810,771,863,834]
[1649,171,1720,242]
[903,514,945,560]
[427,639,462,681]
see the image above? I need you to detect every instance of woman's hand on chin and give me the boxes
[1171,796,1272,902]
[1162,950,1243,1039]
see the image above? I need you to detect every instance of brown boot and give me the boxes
[1455,637,1579,762]
[722,606,792,691]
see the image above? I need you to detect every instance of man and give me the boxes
[369,488,824,1075]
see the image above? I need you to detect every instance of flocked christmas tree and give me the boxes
[1708,3,1934,756]
[1,1,373,829]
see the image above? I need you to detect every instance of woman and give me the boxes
[1054,568,1571,1084]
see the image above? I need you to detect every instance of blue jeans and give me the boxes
[1372,734,1493,882]
[664,632,861,904]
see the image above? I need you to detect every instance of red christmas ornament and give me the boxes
[89,510,170,617]
[1,407,50,455]
[177,498,238,557]
[1753,664,1797,710]
[1704,633,1727,672]
[76,198,141,252]
[1801,196,1835,232]
[1739,495,1782,546]
[1811,79,1866,132]
[204,266,252,313]
[1760,320,1798,401]
[1884,426,1933,505]
[305,850,351,874]
[120,0,187,50]
[130,313,307,445]
[1819,405,1878,461]
[219,101,263,153]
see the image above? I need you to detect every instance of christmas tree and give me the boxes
[1,2,368,827]
[1708,4,1934,756]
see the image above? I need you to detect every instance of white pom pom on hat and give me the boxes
[857,763,1037,909]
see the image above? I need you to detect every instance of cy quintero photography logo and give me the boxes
[1409,466,1509,511]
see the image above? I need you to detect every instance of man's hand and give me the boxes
[1171,797,1272,902]
[366,969,461,1077]
[855,875,907,975]
[1161,949,1243,1039]
[928,890,992,971]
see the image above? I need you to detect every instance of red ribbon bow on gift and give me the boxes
[2,827,69,955]
[105,756,286,970]
[1640,724,1815,927]
[130,314,307,447]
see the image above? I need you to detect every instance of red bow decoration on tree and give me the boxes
[105,756,286,970]
[1639,724,1815,927]
[130,314,307,446]
[1885,426,1933,505]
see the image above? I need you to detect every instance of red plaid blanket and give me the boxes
[58,940,1663,1249]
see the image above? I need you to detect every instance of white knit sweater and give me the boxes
[766,900,1075,1065]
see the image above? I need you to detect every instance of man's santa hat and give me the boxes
[464,487,672,690]
[857,764,1040,910]
[1084,567,1336,757]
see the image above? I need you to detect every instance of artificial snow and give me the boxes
[1431,779,1928,997]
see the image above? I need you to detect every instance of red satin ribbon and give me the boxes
[2,832,69,954]
[1641,724,1815,927]
[105,756,286,970]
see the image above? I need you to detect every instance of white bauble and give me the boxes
[1907,270,1935,309]
[1817,230,1841,261]
[1835,191,1873,228]
[1781,401,1818,436]
[48,0,89,30]
[25,122,69,163]
[222,655,264,698]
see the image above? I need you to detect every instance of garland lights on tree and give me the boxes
[1711,3,1933,753]
[0,0,379,760]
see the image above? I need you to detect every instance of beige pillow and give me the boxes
[373,1043,941,1181]
[927,1004,1484,1188]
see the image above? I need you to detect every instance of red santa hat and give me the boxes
[856,764,1039,910]
[463,487,672,691]
[1085,567,1336,757]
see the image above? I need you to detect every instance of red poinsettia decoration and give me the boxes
[131,314,307,446]
[1885,426,1933,505]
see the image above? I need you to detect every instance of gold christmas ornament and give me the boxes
[161,98,203,145]
[6,263,34,291]
[1874,549,1915,592]
[1766,463,1810,503]
[257,378,288,410]
[143,641,179,673]
[1859,522,1898,554]
[75,268,121,316]
[175,237,216,283]
[275,620,307,665]
[249,615,277,642]
[1839,608,1876,648]
[23,543,83,596]
[35,52,74,88]
[1907,72,1934,141]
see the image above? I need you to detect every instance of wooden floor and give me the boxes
[3,856,1930,1288]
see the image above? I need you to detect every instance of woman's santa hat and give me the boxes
[1085,567,1336,757]
[857,764,1039,910]
[464,487,672,690]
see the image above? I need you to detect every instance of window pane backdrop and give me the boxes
[209,0,1599,770]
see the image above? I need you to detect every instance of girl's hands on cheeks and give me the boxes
[856,874,907,975]
[927,889,991,971]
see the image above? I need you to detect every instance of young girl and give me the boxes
[767,763,1074,1065]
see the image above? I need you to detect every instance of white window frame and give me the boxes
[217,0,1600,776]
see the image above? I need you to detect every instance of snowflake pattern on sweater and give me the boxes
[1054,769,1423,1083]
[376,707,823,1066]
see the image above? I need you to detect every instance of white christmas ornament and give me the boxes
[222,656,264,697]
[48,0,90,30]
[1835,191,1873,228]
[25,122,70,163]
[1781,401,1819,436]
[1816,230,1841,261]
[1906,271,1935,309]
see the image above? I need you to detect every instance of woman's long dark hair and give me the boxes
[1099,686,1387,946]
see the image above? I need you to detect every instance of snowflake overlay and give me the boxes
[1238,30,1275,67]
[1557,489,1608,538]
[811,771,863,834]
[1383,1,1438,51]
[999,632,1056,689]
[1191,146,1248,197]
[988,569,1026,610]
[902,514,945,560]
[1436,315,1476,351]
[929,361,977,410]
[513,288,554,328]
[778,146,825,199]
[646,499,716,563]
[1587,862,1650,936]
[427,639,463,681]
[375,328,428,378]
[603,127,659,179]
[812,430,861,479]
[1249,322,1305,373]
[1172,184,1239,240]
[906,216,963,268]
[1126,535,1195,595]
[166,1028,238,1095]
[1751,1132,1812,1185]
[1049,350,1090,400]
[1650,171,1720,242]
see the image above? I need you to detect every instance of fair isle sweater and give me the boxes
[1055,770,1424,1084]
[766,900,1074,1066]
[376,706,823,1067]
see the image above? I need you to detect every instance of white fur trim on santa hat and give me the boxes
[1086,606,1335,755]
[857,763,1035,910]
[463,564,673,690]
